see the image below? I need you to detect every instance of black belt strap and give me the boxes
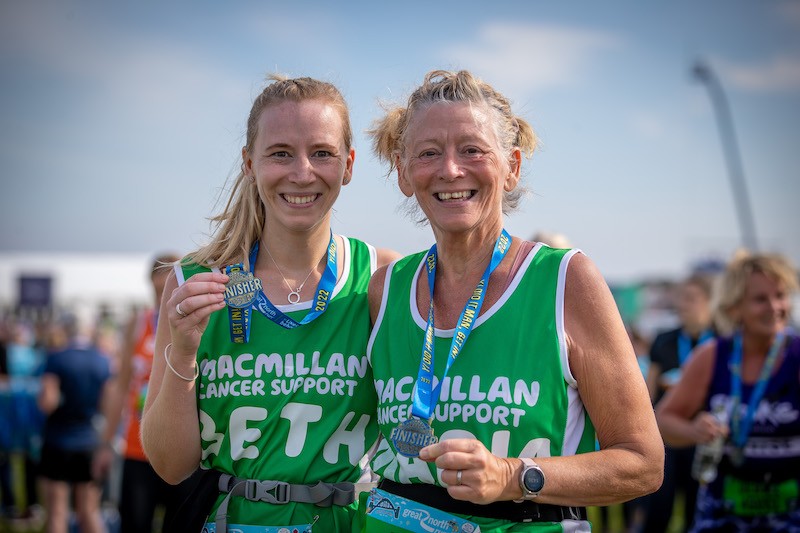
[379,479,587,523]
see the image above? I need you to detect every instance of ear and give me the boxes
[504,148,522,192]
[342,148,355,186]
[396,155,414,198]
[242,147,253,178]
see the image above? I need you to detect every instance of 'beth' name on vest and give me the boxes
[225,278,263,298]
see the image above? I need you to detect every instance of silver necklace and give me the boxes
[264,245,318,304]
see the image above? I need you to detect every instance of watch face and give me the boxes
[523,466,545,493]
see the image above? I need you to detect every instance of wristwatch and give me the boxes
[516,457,545,501]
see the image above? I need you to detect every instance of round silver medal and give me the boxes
[390,417,438,458]
[224,270,262,309]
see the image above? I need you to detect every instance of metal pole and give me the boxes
[692,60,759,252]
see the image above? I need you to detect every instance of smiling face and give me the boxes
[397,101,520,239]
[734,271,792,339]
[243,98,354,235]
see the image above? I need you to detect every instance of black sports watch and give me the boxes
[516,457,545,501]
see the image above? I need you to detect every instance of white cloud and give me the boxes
[440,22,621,97]
[718,55,800,92]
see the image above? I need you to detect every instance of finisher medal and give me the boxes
[224,264,262,343]
[224,269,262,309]
[390,417,438,458]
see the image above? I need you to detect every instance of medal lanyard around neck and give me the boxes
[411,229,511,421]
[248,233,337,329]
[729,330,786,449]
[678,329,713,366]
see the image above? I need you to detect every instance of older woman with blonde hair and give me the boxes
[364,69,663,532]
[656,253,800,531]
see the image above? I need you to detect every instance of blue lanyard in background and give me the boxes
[729,331,785,448]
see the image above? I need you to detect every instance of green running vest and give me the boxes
[368,244,596,532]
[178,237,379,531]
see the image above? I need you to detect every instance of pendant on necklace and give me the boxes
[288,289,301,305]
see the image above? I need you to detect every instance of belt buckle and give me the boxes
[270,481,291,504]
[245,480,292,504]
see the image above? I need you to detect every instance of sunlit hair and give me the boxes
[150,252,181,278]
[369,69,537,224]
[188,74,352,268]
[713,252,799,334]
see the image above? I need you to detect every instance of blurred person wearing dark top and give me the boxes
[2,320,46,524]
[38,313,113,533]
[94,252,201,533]
[656,253,800,531]
[643,274,714,533]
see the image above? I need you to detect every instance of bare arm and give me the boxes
[540,252,664,505]
[421,253,664,507]
[100,313,136,447]
[38,373,61,415]
[141,268,228,484]
[92,313,136,480]
[655,341,728,447]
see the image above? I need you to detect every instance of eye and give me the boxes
[269,150,291,158]
[312,150,333,158]
[419,149,438,158]
[463,146,485,157]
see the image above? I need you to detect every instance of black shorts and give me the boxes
[38,446,95,483]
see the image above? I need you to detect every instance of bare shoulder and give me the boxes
[376,247,402,268]
[564,251,605,292]
[563,252,632,380]
[368,264,390,324]
[564,252,615,322]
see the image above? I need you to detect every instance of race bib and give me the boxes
[364,488,480,533]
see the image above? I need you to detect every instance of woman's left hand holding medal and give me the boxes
[419,438,518,504]
[167,272,229,356]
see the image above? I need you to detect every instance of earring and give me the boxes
[248,175,255,183]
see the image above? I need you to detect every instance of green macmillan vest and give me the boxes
[179,237,379,531]
[368,244,597,532]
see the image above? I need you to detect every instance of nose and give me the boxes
[438,150,463,182]
[289,155,316,185]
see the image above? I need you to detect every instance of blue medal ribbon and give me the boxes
[224,263,253,343]
[678,329,713,366]
[729,330,786,449]
[411,229,511,422]
[249,232,337,330]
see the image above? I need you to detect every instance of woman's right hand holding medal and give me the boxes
[167,272,229,358]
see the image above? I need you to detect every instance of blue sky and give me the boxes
[1,0,799,285]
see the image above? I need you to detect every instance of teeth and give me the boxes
[437,191,473,201]
[284,194,316,205]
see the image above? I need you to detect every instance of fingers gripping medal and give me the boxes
[224,264,262,343]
